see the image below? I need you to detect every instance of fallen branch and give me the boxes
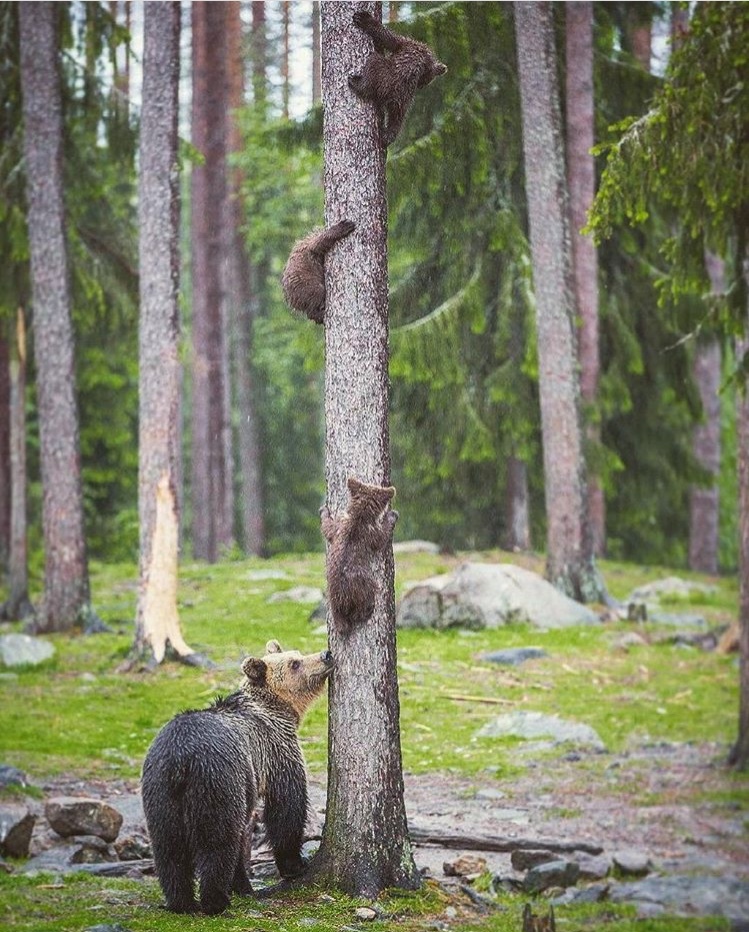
[409,826,602,856]
[445,693,515,706]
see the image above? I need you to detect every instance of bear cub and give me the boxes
[321,477,398,631]
[349,10,447,147]
[141,641,334,915]
[282,220,356,324]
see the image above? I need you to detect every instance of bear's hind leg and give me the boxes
[195,842,237,915]
[156,847,197,914]
[232,855,254,896]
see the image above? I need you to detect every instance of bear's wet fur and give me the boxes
[349,10,447,147]
[321,477,398,631]
[281,220,356,323]
[141,641,333,914]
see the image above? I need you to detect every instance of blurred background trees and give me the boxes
[0,1,743,617]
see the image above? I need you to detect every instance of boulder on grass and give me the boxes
[45,797,123,843]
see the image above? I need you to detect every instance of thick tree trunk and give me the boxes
[565,1,605,557]
[130,2,196,668]
[688,338,721,574]
[313,1,419,897]
[1,309,33,622]
[19,2,93,632]
[226,0,265,556]
[515,1,606,603]
[191,1,233,561]
[504,456,531,552]
[0,332,9,569]
[729,250,749,771]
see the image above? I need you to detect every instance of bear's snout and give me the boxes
[320,649,333,665]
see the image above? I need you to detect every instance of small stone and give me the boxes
[82,925,132,932]
[70,836,117,864]
[268,586,324,604]
[0,633,54,668]
[524,859,580,893]
[511,849,556,871]
[0,804,36,858]
[114,833,151,861]
[443,906,458,919]
[45,797,123,843]
[577,854,611,881]
[0,765,27,790]
[479,647,549,666]
[612,850,652,877]
[354,906,377,921]
[443,854,487,878]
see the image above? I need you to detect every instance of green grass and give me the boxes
[0,548,744,931]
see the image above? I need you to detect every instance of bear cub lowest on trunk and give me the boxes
[282,220,356,323]
[349,10,447,147]
[141,641,333,915]
[321,477,398,631]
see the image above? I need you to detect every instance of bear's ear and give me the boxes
[265,639,283,655]
[434,62,448,77]
[347,476,365,497]
[242,657,267,685]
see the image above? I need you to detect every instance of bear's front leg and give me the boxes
[264,761,309,879]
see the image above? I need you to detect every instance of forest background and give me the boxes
[0,0,741,602]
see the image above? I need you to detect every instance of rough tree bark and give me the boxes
[514,1,606,603]
[282,1,291,119]
[129,1,199,669]
[226,0,265,557]
[0,331,9,569]
[19,1,95,632]
[504,456,531,552]
[0,309,33,622]
[312,2,321,106]
[565,1,604,557]
[312,1,419,897]
[251,2,268,114]
[191,1,233,562]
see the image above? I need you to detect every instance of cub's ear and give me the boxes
[242,657,267,685]
[265,639,283,654]
[434,62,448,77]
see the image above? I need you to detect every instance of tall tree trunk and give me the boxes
[565,1,604,557]
[729,250,749,771]
[312,1,419,897]
[504,456,530,551]
[226,0,265,556]
[129,2,198,668]
[0,331,9,570]
[251,1,268,115]
[514,1,606,603]
[282,1,291,119]
[626,4,653,70]
[191,1,233,561]
[0,309,33,622]
[19,1,94,632]
[312,1,321,106]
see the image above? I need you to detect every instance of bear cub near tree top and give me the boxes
[282,220,356,324]
[321,477,398,631]
[141,641,333,915]
[349,10,447,148]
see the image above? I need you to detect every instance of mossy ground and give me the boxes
[0,549,744,931]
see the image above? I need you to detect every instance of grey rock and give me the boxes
[0,804,36,858]
[267,586,324,605]
[397,563,599,631]
[524,859,580,893]
[648,612,707,629]
[476,711,605,750]
[511,849,556,871]
[83,925,133,932]
[22,842,78,874]
[0,765,27,790]
[609,875,749,922]
[114,832,151,861]
[612,850,652,877]
[0,633,55,668]
[628,577,716,603]
[246,569,288,581]
[479,647,549,666]
[577,853,611,881]
[393,540,440,554]
[554,882,610,905]
[69,836,117,864]
[45,797,123,843]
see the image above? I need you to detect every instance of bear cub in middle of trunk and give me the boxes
[321,477,398,631]
[282,220,356,324]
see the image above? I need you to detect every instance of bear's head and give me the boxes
[242,641,334,721]
[346,477,395,522]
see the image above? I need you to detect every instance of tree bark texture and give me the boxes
[226,0,265,557]
[729,253,749,770]
[688,337,721,574]
[1,309,33,621]
[312,2,322,106]
[315,0,419,896]
[504,456,531,551]
[515,1,604,603]
[251,2,268,114]
[0,332,9,568]
[133,1,193,665]
[19,1,91,631]
[191,1,234,561]
[565,1,605,557]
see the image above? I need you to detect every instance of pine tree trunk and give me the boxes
[226,0,265,556]
[130,1,196,668]
[191,1,233,561]
[0,331,9,570]
[312,2,321,106]
[565,1,605,557]
[729,252,749,771]
[1,309,33,622]
[312,0,419,897]
[688,337,721,574]
[515,1,605,603]
[504,456,530,551]
[19,1,93,632]
[282,1,291,119]
[251,2,268,114]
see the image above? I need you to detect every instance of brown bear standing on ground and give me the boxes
[141,641,333,915]
[321,477,398,631]
[281,220,356,323]
[349,10,447,147]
